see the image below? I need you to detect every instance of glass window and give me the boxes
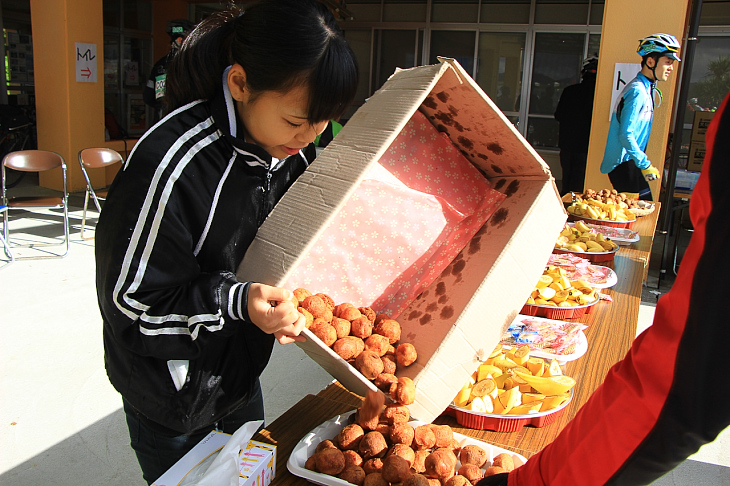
[480,0,531,24]
[429,31,476,75]
[374,30,420,91]
[104,0,121,28]
[123,0,152,31]
[687,36,730,113]
[342,29,372,117]
[527,32,585,149]
[346,0,383,22]
[535,0,589,25]
[383,0,427,22]
[476,32,526,114]
[588,34,601,58]
[431,0,479,23]
[589,0,605,25]
[700,0,730,25]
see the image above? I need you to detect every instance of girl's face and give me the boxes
[237,83,328,160]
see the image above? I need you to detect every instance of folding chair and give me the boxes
[77,147,123,240]
[1,150,69,259]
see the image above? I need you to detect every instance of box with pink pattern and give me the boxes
[237,59,567,423]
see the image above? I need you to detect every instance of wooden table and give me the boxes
[253,207,662,484]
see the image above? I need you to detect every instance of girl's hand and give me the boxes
[247,283,306,344]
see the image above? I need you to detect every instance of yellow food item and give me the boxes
[540,394,571,412]
[511,345,531,366]
[471,378,497,398]
[454,386,472,407]
[525,358,545,377]
[477,364,503,381]
[521,392,546,403]
[543,359,562,377]
[493,387,521,414]
[535,275,553,289]
[508,401,543,415]
[513,371,576,396]
[537,287,556,300]
[469,396,488,413]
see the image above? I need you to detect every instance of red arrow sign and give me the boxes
[81,67,92,79]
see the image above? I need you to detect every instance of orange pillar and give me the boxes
[30,0,105,192]
[585,0,691,198]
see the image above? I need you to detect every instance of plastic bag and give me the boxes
[181,420,264,486]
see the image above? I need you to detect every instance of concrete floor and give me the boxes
[0,183,728,485]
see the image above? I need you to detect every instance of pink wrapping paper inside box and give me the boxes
[281,110,505,317]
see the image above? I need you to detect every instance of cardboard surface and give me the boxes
[690,111,714,142]
[687,140,706,172]
[237,59,567,423]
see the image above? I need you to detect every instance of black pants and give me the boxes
[607,160,653,200]
[123,379,265,484]
[559,149,587,195]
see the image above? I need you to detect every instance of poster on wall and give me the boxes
[76,42,97,83]
[128,94,147,135]
[609,63,641,120]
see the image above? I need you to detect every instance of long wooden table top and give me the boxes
[253,207,661,484]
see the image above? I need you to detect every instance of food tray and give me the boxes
[521,299,598,319]
[287,411,527,485]
[553,246,618,263]
[566,222,639,246]
[628,201,656,217]
[567,213,635,230]
[448,390,573,432]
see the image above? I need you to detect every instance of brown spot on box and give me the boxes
[419,314,431,325]
[435,282,447,296]
[436,91,449,103]
[487,142,504,155]
[490,207,509,227]
[440,306,455,319]
[491,164,503,174]
[505,179,520,197]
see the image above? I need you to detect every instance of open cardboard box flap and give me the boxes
[237,59,566,423]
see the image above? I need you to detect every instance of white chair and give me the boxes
[77,147,123,240]
[1,150,69,259]
[0,205,14,267]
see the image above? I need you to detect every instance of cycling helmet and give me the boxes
[166,19,195,41]
[637,33,681,61]
[581,56,599,76]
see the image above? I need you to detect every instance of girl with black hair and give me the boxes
[94,1,358,482]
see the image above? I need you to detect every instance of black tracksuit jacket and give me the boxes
[96,77,313,435]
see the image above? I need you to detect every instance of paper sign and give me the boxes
[75,42,97,82]
[609,63,640,121]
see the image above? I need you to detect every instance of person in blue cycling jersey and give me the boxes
[600,33,681,200]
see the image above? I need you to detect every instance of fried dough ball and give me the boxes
[339,465,367,486]
[374,319,401,344]
[333,336,365,361]
[355,351,384,380]
[338,423,365,451]
[344,450,364,468]
[363,472,388,486]
[374,373,398,393]
[390,376,416,405]
[459,445,487,468]
[316,292,336,311]
[362,458,384,475]
[364,334,391,356]
[389,422,415,446]
[413,424,437,450]
[396,343,418,367]
[311,319,337,347]
[374,314,390,326]
[491,453,515,472]
[332,317,352,339]
[430,425,453,449]
[444,475,471,486]
[340,306,364,321]
[358,431,388,460]
[411,449,430,474]
[423,449,457,480]
[334,302,355,318]
[316,439,338,453]
[383,403,410,426]
[351,316,374,339]
[359,306,377,321]
[315,448,346,476]
[298,307,314,329]
[293,288,312,303]
[357,390,385,431]
[448,439,462,456]
[457,464,483,485]
[304,454,318,472]
[381,354,397,375]
[403,473,431,486]
[387,443,415,467]
[301,295,328,319]
[483,466,505,477]
[381,454,412,484]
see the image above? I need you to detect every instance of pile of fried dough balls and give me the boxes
[304,404,519,486]
[293,288,418,397]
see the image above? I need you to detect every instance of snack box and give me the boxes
[287,411,527,485]
[153,431,276,486]
[237,59,567,424]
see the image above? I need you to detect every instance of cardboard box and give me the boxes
[690,111,714,142]
[237,59,567,423]
[152,431,276,486]
[686,140,706,172]
[673,169,700,192]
